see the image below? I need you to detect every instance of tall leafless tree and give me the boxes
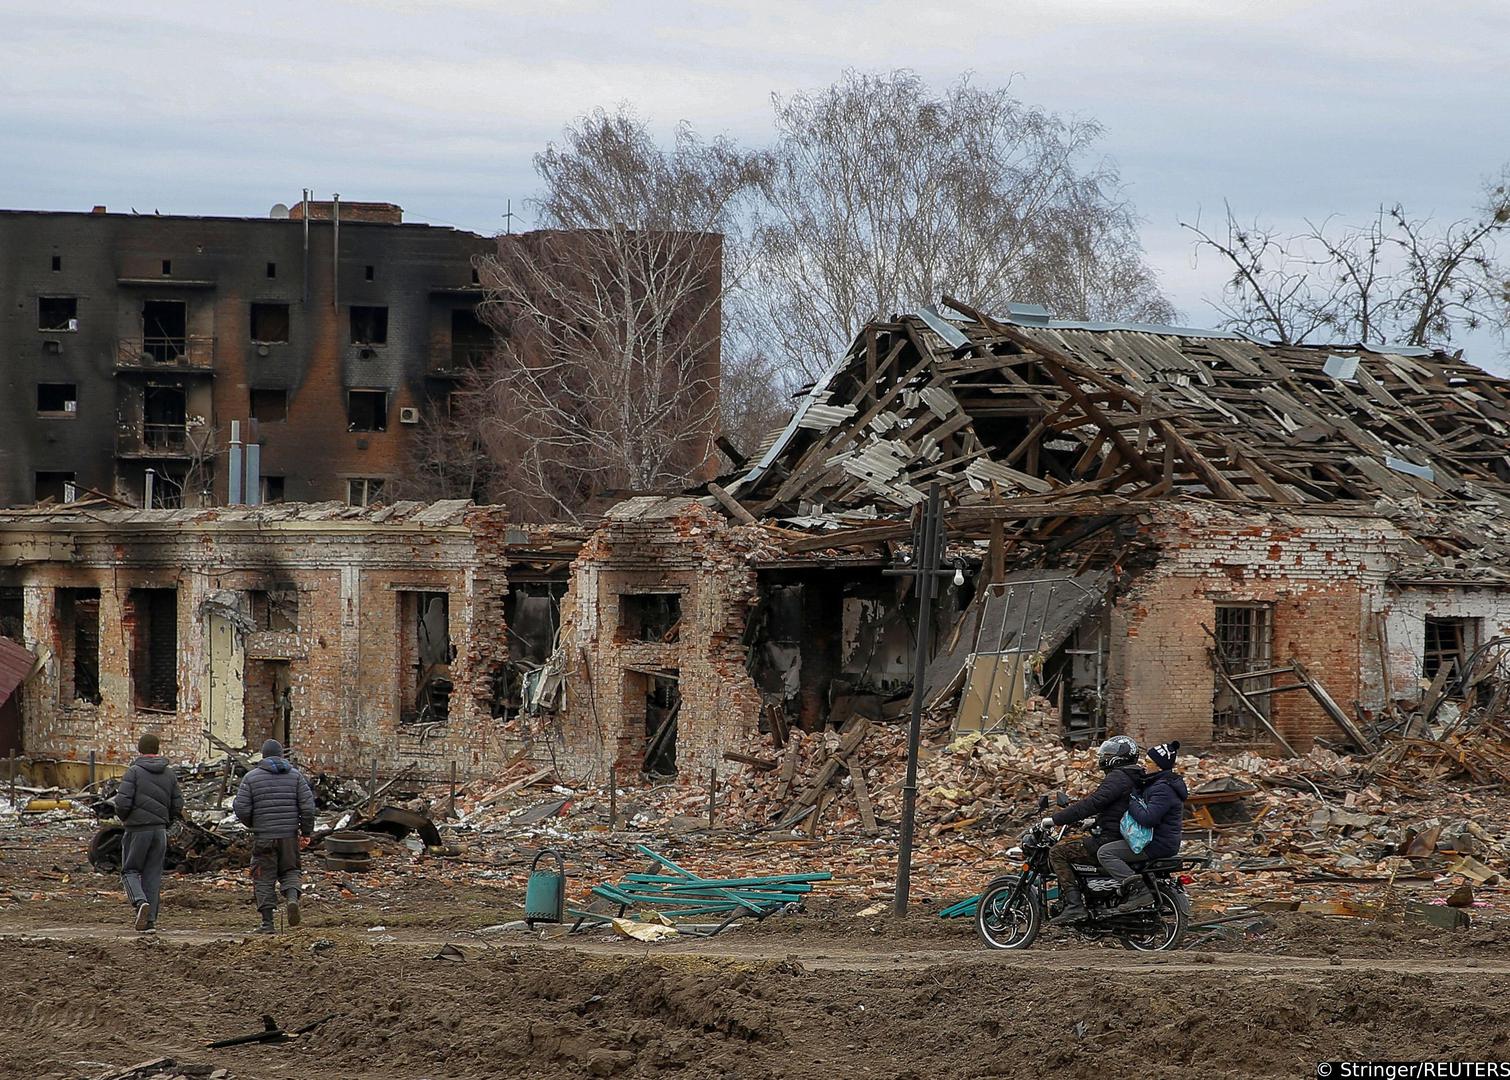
[1183,174,1510,348]
[754,70,1176,381]
[428,108,771,521]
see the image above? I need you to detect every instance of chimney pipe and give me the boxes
[228,421,243,505]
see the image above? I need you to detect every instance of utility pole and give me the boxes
[889,483,949,917]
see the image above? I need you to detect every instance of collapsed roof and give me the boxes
[722,300,1510,572]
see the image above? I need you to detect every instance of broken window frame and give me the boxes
[346,477,387,507]
[140,299,189,364]
[346,389,388,432]
[349,305,389,346]
[249,302,291,344]
[1424,616,1478,689]
[1211,602,1275,740]
[36,383,78,417]
[249,587,299,632]
[249,387,289,423]
[37,296,78,332]
[619,592,683,643]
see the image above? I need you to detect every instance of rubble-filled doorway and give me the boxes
[398,591,452,725]
[245,660,292,750]
[627,670,680,778]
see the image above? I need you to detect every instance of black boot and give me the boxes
[1114,883,1155,912]
[285,889,301,928]
[1049,887,1088,925]
[256,909,276,934]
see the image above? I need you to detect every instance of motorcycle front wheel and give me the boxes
[975,875,1041,950]
[1119,881,1188,951]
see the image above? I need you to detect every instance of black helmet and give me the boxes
[1097,735,1140,771]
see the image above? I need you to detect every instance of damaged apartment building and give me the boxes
[9,300,1510,782]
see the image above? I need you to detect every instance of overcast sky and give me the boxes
[4,0,1508,358]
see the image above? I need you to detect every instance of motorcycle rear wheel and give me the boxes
[975,876,1041,950]
[1119,881,1187,951]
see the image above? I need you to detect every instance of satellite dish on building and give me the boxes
[269,203,291,219]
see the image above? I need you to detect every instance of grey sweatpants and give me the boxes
[1095,839,1147,884]
[250,837,302,913]
[121,826,167,921]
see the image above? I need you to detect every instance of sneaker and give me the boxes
[133,902,151,931]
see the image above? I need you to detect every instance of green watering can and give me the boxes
[524,848,566,928]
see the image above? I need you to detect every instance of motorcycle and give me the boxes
[974,793,1204,952]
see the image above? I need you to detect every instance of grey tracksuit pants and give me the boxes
[1095,839,1147,883]
[121,826,167,921]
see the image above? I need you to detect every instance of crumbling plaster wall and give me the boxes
[1108,508,1408,751]
[5,506,516,778]
[554,498,765,780]
[1379,586,1510,703]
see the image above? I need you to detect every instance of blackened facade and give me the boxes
[0,200,492,507]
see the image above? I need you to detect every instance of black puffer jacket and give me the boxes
[233,757,316,839]
[1128,769,1189,859]
[1050,765,1146,839]
[114,755,183,829]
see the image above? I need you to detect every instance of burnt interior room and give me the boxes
[128,587,178,712]
[629,669,681,778]
[399,590,452,725]
[141,300,187,362]
[498,576,568,719]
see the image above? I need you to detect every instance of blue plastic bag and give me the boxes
[1120,794,1153,854]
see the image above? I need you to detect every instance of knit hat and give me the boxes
[138,732,161,755]
[261,739,284,759]
[1148,740,1180,771]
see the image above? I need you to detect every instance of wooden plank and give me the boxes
[1290,658,1375,752]
[851,763,878,830]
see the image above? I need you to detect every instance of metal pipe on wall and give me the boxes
[228,421,243,505]
[302,187,310,305]
[332,193,340,311]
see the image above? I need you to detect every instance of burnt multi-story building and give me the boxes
[0,199,494,507]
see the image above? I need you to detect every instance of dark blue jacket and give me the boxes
[1129,770,1188,859]
[1050,765,1146,840]
[114,755,183,829]
[233,757,316,839]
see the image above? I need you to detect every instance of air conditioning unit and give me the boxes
[398,407,421,425]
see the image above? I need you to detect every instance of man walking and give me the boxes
[113,732,182,931]
[233,739,316,933]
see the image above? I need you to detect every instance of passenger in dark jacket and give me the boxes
[114,732,181,931]
[1042,736,1145,925]
[233,739,316,933]
[1098,740,1188,912]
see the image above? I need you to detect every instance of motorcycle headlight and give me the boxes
[1007,846,1023,859]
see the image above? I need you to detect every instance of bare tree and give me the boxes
[431,109,769,521]
[755,70,1176,381]
[1184,175,1510,348]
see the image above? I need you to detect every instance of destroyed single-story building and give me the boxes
[0,499,583,776]
[705,301,1510,755]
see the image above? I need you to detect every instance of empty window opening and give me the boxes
[0,587,22,643]
[451,308,491,366]
[34,471,75,503]
[37,383,78,416]
[628,672,680,778]
[1424,617,1478,688]
[129,588,178,711]
[250,587,299,632]
[347,389,388,432]
[261,475,285,503]
[161,259,172,276]
[144,466,187,509]
[347,477,386,507]
[141,300,188,363]
[250,302,290,343]
[143,383,188,452]
[266,262,277,279]
[364,264,375,281]
[470,267,480,285]
[399,591,452,724]
[620,593,681,642]
[1211,602,1274,740]
[38,296,77,331]
[57,588,102,705]
[250,387,288,423]
[349,305,388,345]
[51,255,62,272]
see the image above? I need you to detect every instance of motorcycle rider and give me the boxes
[1039,735,1145,925]
[1098,740,1188,912]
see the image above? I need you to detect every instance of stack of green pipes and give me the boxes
[572,845,832,926]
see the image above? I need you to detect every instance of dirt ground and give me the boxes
[3,816,1508,1079]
